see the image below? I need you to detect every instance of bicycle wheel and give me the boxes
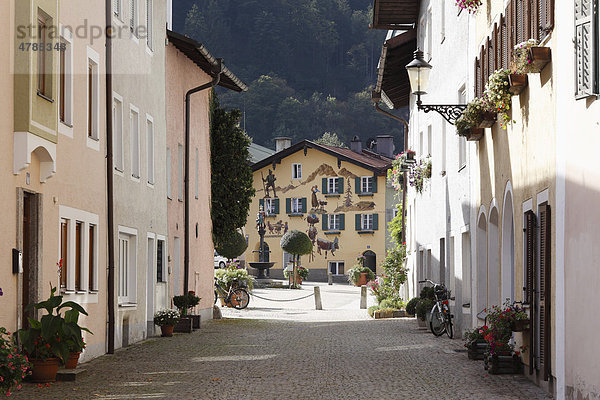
[230,288,250,310]
[429,304,446,336]
[444,304,454,339]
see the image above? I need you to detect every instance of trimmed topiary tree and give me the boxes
[215,231,248,260]
[280,230,313,287]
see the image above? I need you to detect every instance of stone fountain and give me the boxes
[248,205,275,279]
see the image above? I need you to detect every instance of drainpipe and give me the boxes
[105,0,115,354]
[183,59,223,295]
[373,100,409,244]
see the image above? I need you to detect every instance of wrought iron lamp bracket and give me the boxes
[416,100,467,125]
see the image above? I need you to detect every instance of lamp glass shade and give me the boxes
[406,52,432,95]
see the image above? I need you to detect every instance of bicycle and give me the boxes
[418,279,454,338]
[214,278,250,310]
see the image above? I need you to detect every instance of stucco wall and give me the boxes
[245,148,388,280]
[165,44,214,319]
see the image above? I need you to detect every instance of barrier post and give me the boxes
[314,286,323,310]
[360,286,367,309]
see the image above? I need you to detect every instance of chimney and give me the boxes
[376,135,395,158]
[350,135,362,154]
[275,137,292,152]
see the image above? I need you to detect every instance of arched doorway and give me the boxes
[476,212,488,318]
[363,250,376,273]
[501,188,515,303]
[488,207,500,308]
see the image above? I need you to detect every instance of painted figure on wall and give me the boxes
[262,169,277,198]
[317,237,339,258]
[256,205,266,231]
[310,185,327,213]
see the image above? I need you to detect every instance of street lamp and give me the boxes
[406,49,466,125]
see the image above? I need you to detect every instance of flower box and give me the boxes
[374,309,394,319]
[476,112,497,128]
[511,318,530,332]
[174,316,193,333]
[467,340,487,360]
[509,73,528,95]
[465,128,484,141]
[484,353,523,375]
[529,47,551,71]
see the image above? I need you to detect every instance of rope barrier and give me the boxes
[249,292,315,302]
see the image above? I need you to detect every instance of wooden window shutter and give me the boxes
[516,0,524,45]
[372,176,377,193]
[506,1,515,67]
[475,58,481,97]
[494,23,501,71]
[274,199,280,214]
[355,214,361,231]
[301,198,307,214]
[484,42,489,87]
[541,0,554,35]
[355,177,361,194]
[531,0,539,41]
[339,214,345,230]
[487,38,494,78]
[322,178,328,194]
[538,202,551,381]
[323,214,328,231]
[524,0,532,41]
[285,198,291,214]
[501,15,509,69]
[575,0,597,98]
[524,210,536,304]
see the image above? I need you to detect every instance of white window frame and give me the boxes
[118,226,138,305]
[427,125,432,157]
[86,47,100,149]
[156,236,167,283]
[166,147,172,198]
[58,206,99,298]
[328,214,341,230]
[58,25,73,137]
[113,93,124,173]
[292,163,302,179]
[177,143,183,201]
[362,214,374,230]
[264,198,276,215]
[146,114,154,185]
[327,177,338,194]
[361,176,373,193]
[130,105,140,180]
[146,0,153,51]
[329,261,345,275]
[291,198,302,214]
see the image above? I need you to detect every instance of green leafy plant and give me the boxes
[455,97,488,136]
[1,327,30,396]
[379,297,404,310]
[484,300,529,356]
[214,267,254,291]
[484,69,512,128]
[513,39,540,74]
[283,266,309,280]
[415,298,435,321]
[215,231,248,260]
[464,326,489,348]
[173,292,201,316]
[346,265,375,285]
[419,286,435,300]
[153,309,181,327]
[280,230,313,287]
[409,158,432,194]
[17,285,92,363]
[405,297,419,316]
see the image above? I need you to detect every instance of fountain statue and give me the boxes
[249,205,275,279]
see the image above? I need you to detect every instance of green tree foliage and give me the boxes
[210,93,255,248]
[314,132,348,148]
[180,1,406,150]
[280,230,313,287]
[215,231,248,260]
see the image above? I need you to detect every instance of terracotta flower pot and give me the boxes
[528,46,551,71]
[65,351,81,369]
[509,73,528,95]
[160,325,174,337]
[30,358,60,383]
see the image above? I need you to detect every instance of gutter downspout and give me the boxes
[105,0,115,354]
[183,59,223,295]
[373,101,409,244]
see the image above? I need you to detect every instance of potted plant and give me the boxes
[408,158,432,194]
[1,327,30,396]
[415,298,434,328]
[346,255,375,286]
[455,98,486,141]
[405,297,419,317]
[16,286,91,382]
[153,309,180,337]
[482,301,526,374]
[514,39,551,73]
[464,326,488,360]
[283,266,309,284]
[280,230,313,288]
[173,292,201,331]
[484,69,512,129]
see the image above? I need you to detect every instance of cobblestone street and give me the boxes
[11,285,551,400]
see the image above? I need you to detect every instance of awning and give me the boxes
[374,30,417,109]
[371,0,421,29]
[167,30,248,92]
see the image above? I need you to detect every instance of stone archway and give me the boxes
[363,250,376,273]
[501,187,515,303]
[488,207,500,308]
[476,211,488,318]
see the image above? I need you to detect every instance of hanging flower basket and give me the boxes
[459,127,484,141]
[508,73,528,95]
[476,111,497,128]
[511,318,531,332]
[529,47,551,71]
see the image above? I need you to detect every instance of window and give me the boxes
[361,176,373,193]
[427,125,432,157]
[292,163,302,179]
[113,96,124,171]
[87,48,100,141]
[178,143,183,201]
[264,198,277,214]
[59,36,71,124]
[60,220,68,288]
[291,198,302,214]
[89,225,96,291]
[157,238,165,282]
[37,11,52,98]
[118,231,137,304]
[419,131,424,158]
[362,214,374,230]
[130,106,140,178]
[166,147,171,198]
[130,0,138,35]
[113,0,121,18]
[75,222,83,290]
[329,261,344,275]
[328,214,341,230]
[426,8,432,60]
[147,117,154,184]
[195,148,199,199]
[575,0,596,97]
[327,177,338,194]
[440,0,445,43]
[146,0,153,49]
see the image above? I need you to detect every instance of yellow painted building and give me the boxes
[245,138,395,282]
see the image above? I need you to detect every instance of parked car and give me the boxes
[214,250,227,269]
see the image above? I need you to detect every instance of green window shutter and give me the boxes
[355,214,361,230]
[372,177,377,193]
[322,214,328,231]
[259,198,264,210]
[285,198,291,214]
[322,178,328,194]
[339,214,345,230]
[355,177,361,193]
[301,198,307,213]
[337,177,343,193]
[575,0,598,98]
[373,213,379,230]
[274,199,280,214]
